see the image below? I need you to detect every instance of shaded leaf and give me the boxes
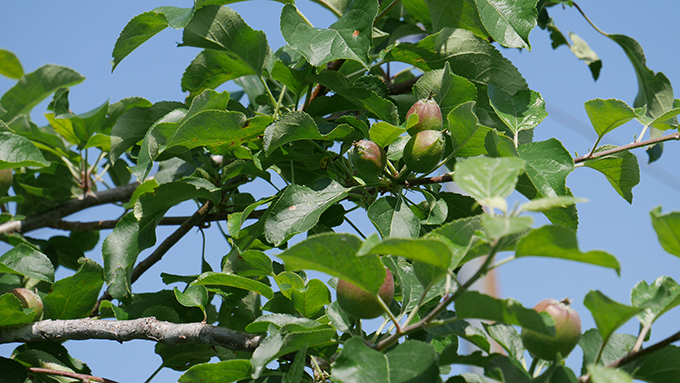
[583,291,642,347]
[579,329,637,376]
[179,359,252,383]
[568,32,602,81]
[583,146,639,204]
[361,237,453,270]
[43,259,104,320]
[367,196,421,239]
[516,225,620,274]
[632,345,680,383]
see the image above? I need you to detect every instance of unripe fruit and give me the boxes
[406,97,443,135]
[0,169,12,196]
[350,140,386,178]
[403,130,446,174]
[9,288,43,319]
[521,298,581,361]
[336,268,394,319]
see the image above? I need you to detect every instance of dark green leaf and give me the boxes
[630,276,680,327]
[283,343,307,383]
[179,359,252,383]
[568,32,602,81]
[578,329,637,376]
[384,28,528,96]
[181,6,270,76]
[583,146,640,204]
[584,99,637,138]
[277,233,386,294]
[428,0,487,38]
[0,64,84,122]
[290,279,331,318]
[43,259,104,320]
[488,85,547,140]
[516,225,620,274]
[332,338,440,383]
[174,285,209,319]
[483,323,525,360]
[0,293,37,327]
[632,345,680,383]
[475,0,538,49]
[155,343,216,372]
[0,50,23,79]
[246,314,322,333]
[426,314,491,353]
[0,356,28,383]
[264,179,348,246]
[193,272,274,300]
[182,49,257,98]
[447,101,492,157]
[0,131,49,170]
[583,291,642,346]
[454,156,525,212]
[111,11,170,71]
[0,244,54,283]
[263,111,356,155]
[650,206,680,259]
[361,237,453,270]
[484,355,532,383]
[367,196,421,239]
[455,291,554,336]
[280,2,379,69]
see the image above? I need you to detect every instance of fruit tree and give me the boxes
[1,1,680,382]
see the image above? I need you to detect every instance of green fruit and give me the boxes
[351,140,386,178]
[9,288,43,319]
[336,268,394,319]
[0,169,13,196]
[403,130,446,174]
[406,97,443,135]
[521,298,581,361]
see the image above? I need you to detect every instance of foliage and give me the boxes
[1,0,680,382]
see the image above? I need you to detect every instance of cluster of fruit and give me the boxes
[350,96,446,180]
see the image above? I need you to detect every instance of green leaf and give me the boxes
[578,329,637,376]
[263,111,357,155]
[384,28,528,96]
[650,206,680,259]
[584,99,637,139]
[632,345,680,383]
[0,50,23,79]
[475,0,538,49]
[568,32,602,81]
[280,1,379,69]
[453,156,525,212]
[487,85,548,139]
[332,338,440,383]
[0,293,37,327]
[180,6,271,76]
[155,343,215,372]
[583,146,640,204]
[193,272,274,300]
[587,364,633,383]
[412,62,477,128]
[483,323,525,361]
[515,225,620,274]
[182,50,257,98]
[174,285,209,319]
[0,131,49,170]
[0,64,84,122]
[111,11,170,71]
[369,121,407,148]
[246,314,323,333]
[427,0,487,38]
[519,196,585,213]
[277,233,386,294]
[42,259,104,320]
[426,315,491,353]
[428,215,490,267]
[264,179,348,246]
[290,279,331,318]
[109,101,185,163]
[283,343,307,383]
[250,326,336,378]
[630,276,680,327]
[447,101,492,157]
[583,291,642,347]
[481,215,533,241]
[454,291,555,336]
[0,356,28,382]
[0,244,54,283]
[361,237,453,270]
[179,360,252,383]
[367,196,421,239]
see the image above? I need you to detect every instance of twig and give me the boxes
[28,367,118,383]
[403,173,453,186]
[0,182,140,235]
[574,133,680,163]
[387,76,419,95]
[303,60,345,111]
[0,317,263,353]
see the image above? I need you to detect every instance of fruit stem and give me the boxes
[528,357,539,376]
[377,294,402,334]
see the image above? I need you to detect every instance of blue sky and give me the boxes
[2,1,680,381]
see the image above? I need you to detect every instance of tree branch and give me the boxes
[403,173,453,186]
[28,367,119,383]
[0,182,140,235]
[574,133,680,163]
[0,317,263,353]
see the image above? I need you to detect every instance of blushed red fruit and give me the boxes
[521,298,581,361]
[336,268,394,319]
[0,169,12,196]
[403,130,446,174]
[350,140,387,178]
[9,288,43,319]
[406,97,443,135]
